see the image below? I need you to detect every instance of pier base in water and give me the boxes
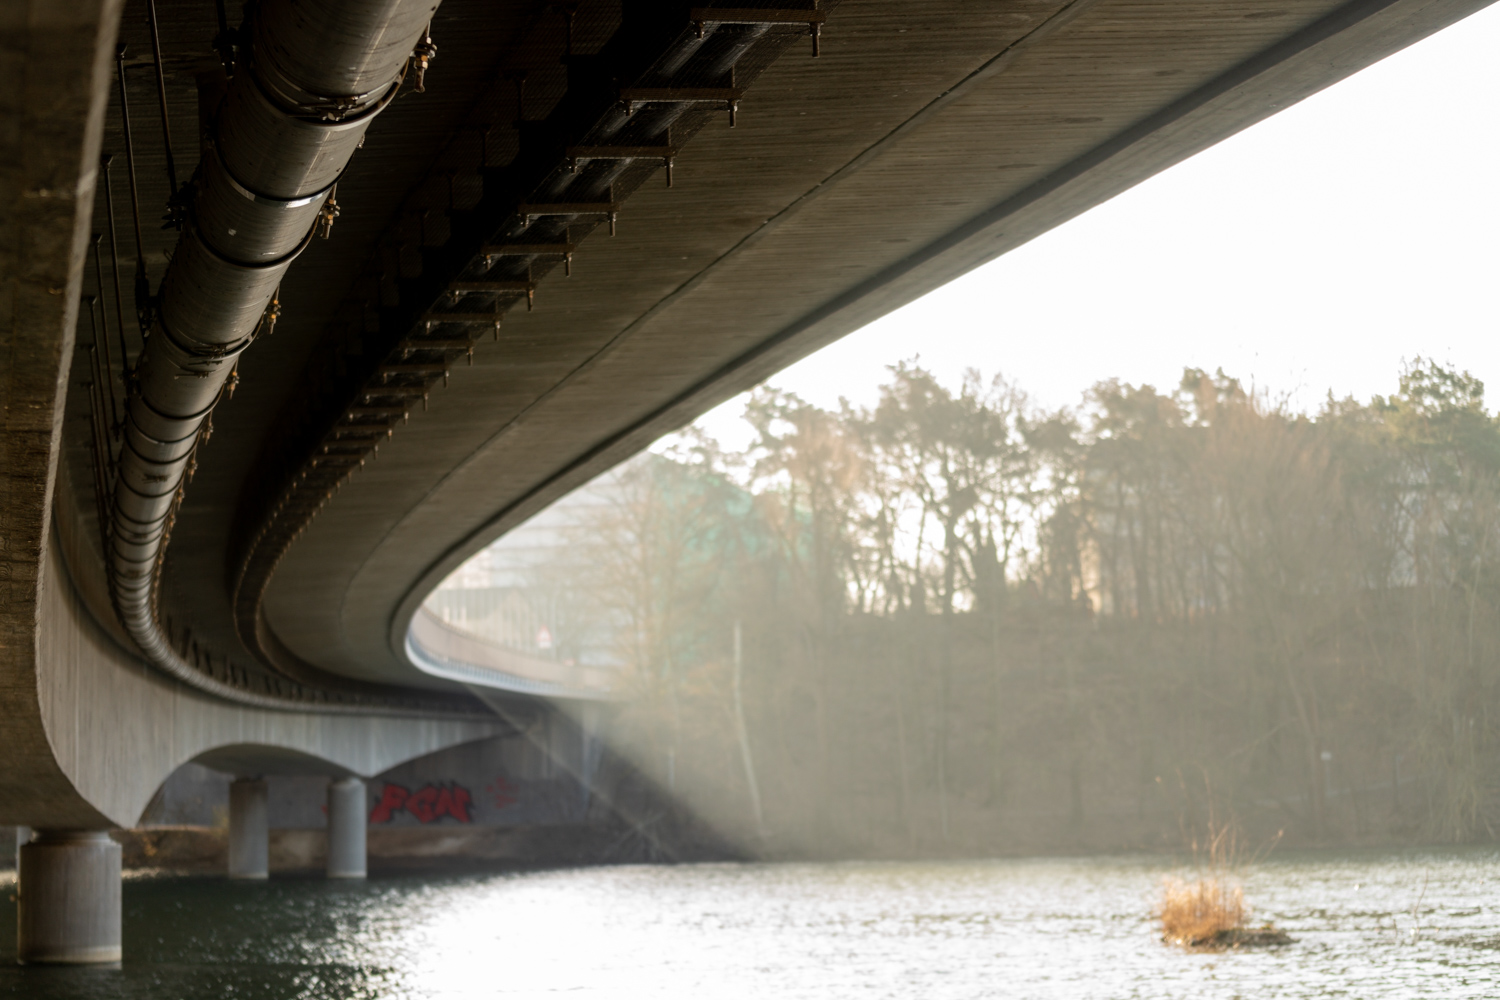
[327,777,367,878]
[18,830,122,964]
[228,777,269,879]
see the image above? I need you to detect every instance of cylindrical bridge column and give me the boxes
[326,777,367,879]
[17,830,122,965]
[228,777,270,879]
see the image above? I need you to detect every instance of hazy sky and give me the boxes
[688,2,1500,450]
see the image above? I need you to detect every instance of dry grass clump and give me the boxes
[1158,876,1245,946]
[1157,808,1290,950]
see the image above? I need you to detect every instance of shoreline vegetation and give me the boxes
[446,357,1500,860]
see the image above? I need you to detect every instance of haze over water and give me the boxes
[3,849,1497,999]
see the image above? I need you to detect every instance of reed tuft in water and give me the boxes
[1158,875,1246,946]
[1159,809,1291,949]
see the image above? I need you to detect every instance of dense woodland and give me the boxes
[536,359,1500,857]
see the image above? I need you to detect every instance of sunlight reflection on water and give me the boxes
[2,849,1498,999]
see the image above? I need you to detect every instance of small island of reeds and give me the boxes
[1158,875,1292,950]
[1158,814,1292,951]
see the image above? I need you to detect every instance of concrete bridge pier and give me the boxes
[17,831,122,965]
[326,778,367,879]
[228,778,270,880]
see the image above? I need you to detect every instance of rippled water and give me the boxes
[2,848,1498,998]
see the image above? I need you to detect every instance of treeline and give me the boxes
[538,359,1500,856]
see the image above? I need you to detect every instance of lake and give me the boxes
[2,847,1497,998]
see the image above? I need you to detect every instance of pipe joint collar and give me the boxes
[155,313,256,366]
[205,136,339,209]
[186,207,317,276]
[245,38,405,124]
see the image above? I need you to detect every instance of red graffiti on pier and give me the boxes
[368,782,473,824]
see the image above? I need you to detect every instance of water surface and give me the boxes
[2,848,1496,998]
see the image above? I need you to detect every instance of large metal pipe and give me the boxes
[108,0,439,695]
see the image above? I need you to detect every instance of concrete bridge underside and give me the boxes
[0,0,1491,959]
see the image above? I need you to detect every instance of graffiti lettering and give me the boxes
[369,783,406,824]
[368,782,473,824]
[406,784,439,823]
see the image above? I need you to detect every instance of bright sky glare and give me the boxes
[687,3,1500,451]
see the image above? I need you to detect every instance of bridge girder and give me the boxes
[2,0,1492,824]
